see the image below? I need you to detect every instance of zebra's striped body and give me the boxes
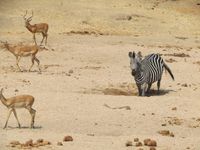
[129,51,174,96]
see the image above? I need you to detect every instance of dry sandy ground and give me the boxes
[0,0,200,149]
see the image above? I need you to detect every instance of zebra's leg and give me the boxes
[157,79,161,94]
[141,83,148,96]
[136,84,142,96]
[146,83,152,96]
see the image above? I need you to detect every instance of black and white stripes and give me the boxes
[129,51,174,96]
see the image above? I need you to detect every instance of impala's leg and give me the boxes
[27,107,36,128]
[16,56,22,72]
[29,55,35,72]
[40,32,45,45]
[45,33,48,45]
[33,33,37,45]
[13,109,21,128]
[34,57,41,72]
[4,108,13,129]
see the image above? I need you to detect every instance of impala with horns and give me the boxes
[0,88,36,129]
[23,10,49,45]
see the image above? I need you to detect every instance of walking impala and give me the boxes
[0,88,36,129]
[1,41,41,72]
[23,10,49,45]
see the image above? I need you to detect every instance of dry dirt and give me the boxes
[0,0,200,150]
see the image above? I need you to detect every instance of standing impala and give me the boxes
[23,10,49,45]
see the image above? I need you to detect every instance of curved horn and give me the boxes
[23,10,28,20]
[27,10,33,21]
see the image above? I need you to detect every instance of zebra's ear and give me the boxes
[132,51,135,58]
[137,51,142,57]
[128,52,132,58]
[137,51,142,60]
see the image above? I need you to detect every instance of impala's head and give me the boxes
[128,51,142,76]
[0,41,9,49]
[23,10,33,27]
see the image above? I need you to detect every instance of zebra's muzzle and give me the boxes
[132,70,136,76]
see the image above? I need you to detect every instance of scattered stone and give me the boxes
[158,130,175,137]
[136,142,143,147]
[144,139,151,146]
[69,69,74,74]
[134,138,139,142]
[57,142,63,146]
[150,147,156,150]
[43,141,51,145]
[158,130,170,135]
[14,89,19,92]
[161,123,167,126]
[9,139,51,148]
[147,140,157,147]
[172,107,177,111]
[181,83,188,87]
[36,139,44,143]
[125,140,133,147]
[63,136,73,142]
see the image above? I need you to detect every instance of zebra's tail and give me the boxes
[164,63,174,80]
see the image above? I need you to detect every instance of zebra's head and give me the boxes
[128,51,142,76]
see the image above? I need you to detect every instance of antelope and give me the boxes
[1,41,41,72]
[0,88,36,129]
[23,10,49,45]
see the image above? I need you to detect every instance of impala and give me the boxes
[1,41,41,72]
[0,88,36,129]
[23,10,49,45]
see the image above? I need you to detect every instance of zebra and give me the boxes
[128,51,174,96]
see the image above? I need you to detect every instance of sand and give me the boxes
[0,0,200,149]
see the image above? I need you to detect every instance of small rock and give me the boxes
[134,138,139,142]
[158,130,170,136]
[147,140,157,147]
[63,136,73,142]
[57,142,63,146]
[172,107,177,111]
[150,147,156,150]
[43,141,51,145]
[170,132,175,137]
[181,83,188,87]
[36,139,44,143]
[136,142,143,147]
[144,138,151,145]
[125,140,133,147]
[69,69,73,74]
[14,89,19,92]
